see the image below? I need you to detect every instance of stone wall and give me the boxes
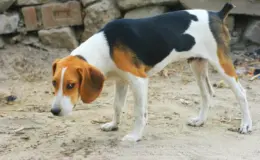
[0,0,260,51]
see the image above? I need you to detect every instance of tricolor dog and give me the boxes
[51,3,252,142]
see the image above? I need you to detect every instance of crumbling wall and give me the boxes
[0,0,259,53]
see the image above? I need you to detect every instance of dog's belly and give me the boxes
[146,50,200,77]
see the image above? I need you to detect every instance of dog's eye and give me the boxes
[52,80,56,87]
[67,83,75,90]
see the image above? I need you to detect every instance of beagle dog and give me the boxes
[51,2,252,142]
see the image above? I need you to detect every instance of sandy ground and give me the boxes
[0,44,260,160]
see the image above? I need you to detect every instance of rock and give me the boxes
[0,37,4,49]
[244,20,260,45]
[180,0,260,16]
[0,0,16,13]
[0,13,20,34]
[124,6,168,19]
[81,0,121,41]
[117,0,178,10]
[81,0,98,7]
[22,35,39,45]
[16,0,52,6]
[9,34,23,44]
[38,27,78,49]
[225,16,234,32]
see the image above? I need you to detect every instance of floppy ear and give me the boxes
[52,59,60,76]
[78,65,105,103]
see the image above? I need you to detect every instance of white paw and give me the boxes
[121,133,141,142]
[187,117,205,127]
[100,122,118,131]
[238,119,252,134]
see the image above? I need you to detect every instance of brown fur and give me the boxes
[209,14,238,81]
[112,43,151,78]
[217,23,238,80]
[52,56,105,104]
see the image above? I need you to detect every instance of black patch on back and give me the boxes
[100,11,198,67]
[75,55,87,62]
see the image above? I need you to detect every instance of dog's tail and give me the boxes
[217,2,235,20]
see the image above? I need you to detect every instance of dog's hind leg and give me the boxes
[209,47,252,134]
[187,58,213,127]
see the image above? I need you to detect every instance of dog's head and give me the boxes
[50,55,105,116]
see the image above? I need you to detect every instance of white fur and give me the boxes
[187,59,212,126]
[68,9,252,141]
[51,67,74,116]
[101,80,128,131]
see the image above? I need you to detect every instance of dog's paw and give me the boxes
[187,117,205,127]
[238,120,252,134]
[100,122,118,131]
[121,133,141,142]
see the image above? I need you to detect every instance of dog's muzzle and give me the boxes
[50,107,61,116]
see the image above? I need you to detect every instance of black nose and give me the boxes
[51,108,61,116]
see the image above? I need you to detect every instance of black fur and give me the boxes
[100,10,198,67]
[218,2,235,20]
[75,55,87,62]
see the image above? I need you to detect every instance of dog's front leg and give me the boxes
[122,77,149,142]
[101,80,128,131]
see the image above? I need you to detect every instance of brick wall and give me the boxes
[0,0,260,50]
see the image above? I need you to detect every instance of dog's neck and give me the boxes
[70,32,114,77]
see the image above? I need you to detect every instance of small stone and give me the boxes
[179,98,190,105]
[124,6,168,19]
[38,27,78,49]
[0,0,16,13]
[20,135,30,140]
[213,80,227,88]
[0,13,20,34]
[6,95,17,102]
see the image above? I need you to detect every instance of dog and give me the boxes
[50,2,252,142]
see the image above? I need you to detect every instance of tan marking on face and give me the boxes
[62,67,80,104]
[52,55,105,105]
[112,44,151,78]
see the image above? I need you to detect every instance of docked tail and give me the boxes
[218,2,235,20]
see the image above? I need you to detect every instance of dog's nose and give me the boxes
[51,107,61,116]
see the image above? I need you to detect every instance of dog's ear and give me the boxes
[52,59,60,76]
[77,65,105,103]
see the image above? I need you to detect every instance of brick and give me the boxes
[41,1,83,29]
[21,6,39,31]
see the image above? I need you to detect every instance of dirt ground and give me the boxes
[0,44,260,160]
